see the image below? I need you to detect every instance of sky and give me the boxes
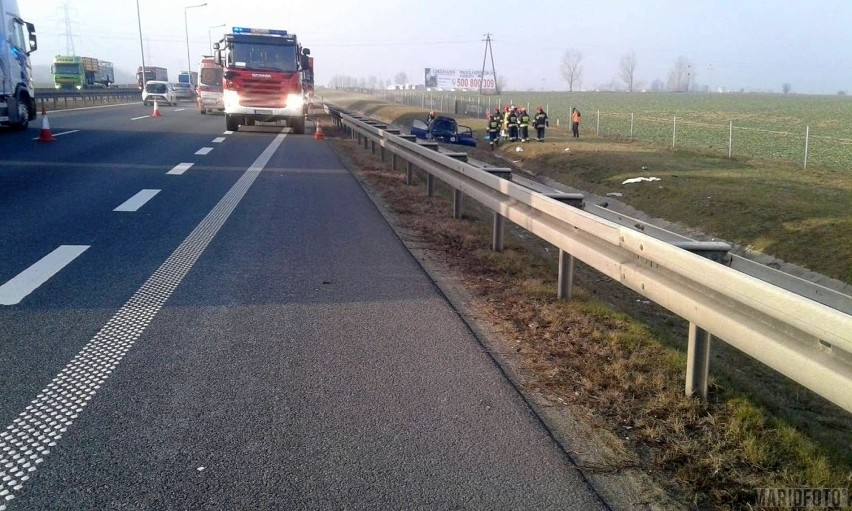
[21,0,852,95]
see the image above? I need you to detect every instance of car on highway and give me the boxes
[172,82,195,101]
[142,81,177,106]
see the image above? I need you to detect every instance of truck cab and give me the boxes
[215,27,310,133]
[0,0,37,130]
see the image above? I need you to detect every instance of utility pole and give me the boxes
[62,1,75,55]
[479,33,498,96]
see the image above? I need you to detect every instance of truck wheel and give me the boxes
[200,107,207,115]
[225,114,239,132]
[10,94,30,131]
[291,116,305,135]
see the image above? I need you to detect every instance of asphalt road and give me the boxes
[0,102,608,510]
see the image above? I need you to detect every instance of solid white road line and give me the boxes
[0,245,90,305]
[0,130,289,507]
[223,130,234,134]
[113,189,160,212]
[212,137,225,143]
[131,115,149,121]
[195,147,213,155]
[31,130,80,140]
[167,162,194,175]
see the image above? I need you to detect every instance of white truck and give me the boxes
[0,0,37,129]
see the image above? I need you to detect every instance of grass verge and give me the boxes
[321,109,851,510]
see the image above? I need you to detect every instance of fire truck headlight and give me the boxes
[223,90,241,108]
[286,94,304,110]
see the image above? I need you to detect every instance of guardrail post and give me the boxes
[686,323,712,399]
[444,153,469,219]
[492,213,505,252]
[483,169,512,252]
[542,192,585,299]
[398,134,418,184]
[384,129,401,168]
[558,250,574,299]
[420,142,440,197]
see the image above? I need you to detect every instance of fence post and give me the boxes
[728,121,733,158]
[804,125,810,169]
[630,113,634,138]
[672,116,677,148]
[596,109,600,136]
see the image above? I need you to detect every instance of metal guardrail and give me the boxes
[326,105,852,414]
[34,88,141,110]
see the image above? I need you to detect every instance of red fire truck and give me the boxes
[214,27,311,133]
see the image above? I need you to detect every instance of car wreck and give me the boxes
[411,115,476,147]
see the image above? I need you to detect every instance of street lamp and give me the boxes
[209,24,225,54]
[136,0,146,89]
[184,3,207,75]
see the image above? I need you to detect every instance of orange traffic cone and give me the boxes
[38,105,56,142]
[314,120,324,140]
[151,99,161,117]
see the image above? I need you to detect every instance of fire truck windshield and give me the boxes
[231,43,298,73]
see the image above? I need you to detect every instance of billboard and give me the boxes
[424,68,496,91]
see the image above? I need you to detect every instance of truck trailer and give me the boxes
[136,66,168,89]
[0,0,38,129]
[214,27,311,133]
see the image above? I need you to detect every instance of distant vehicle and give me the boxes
[411,115,476,147]
[52,56,113,90]
[172,82,194,100]
[0,0,38,130]
[196,56,223,115]
[142,81,176,106]
[178,70,198,88]
[136,66,168,89]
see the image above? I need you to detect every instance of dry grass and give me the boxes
[322,113,852,510]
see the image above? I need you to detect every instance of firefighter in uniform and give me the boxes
[533,106,549,141]
[507,107,519,142]
[518,107,531,142]
[487,113,500,149]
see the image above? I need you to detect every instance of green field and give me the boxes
[380,90,852,170]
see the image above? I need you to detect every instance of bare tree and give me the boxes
[394,72,408,86]
[782,83,792,94]
[560,49,583,92]
[667,56,694,92]
[619,52,637,92]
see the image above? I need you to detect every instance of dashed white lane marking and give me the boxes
[174,108,186,112]
[195,147,213,155]
[0,246,89,306]
[166,163,194,175]
[113,189,160,212]
[0,129,288,509]
[223,130,234,135]
[130,115,149,121]
[211,137,225,143]
[31,130,79,140]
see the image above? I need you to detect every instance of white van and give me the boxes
[142,81,177,106]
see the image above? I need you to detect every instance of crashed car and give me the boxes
[411,115,476,147]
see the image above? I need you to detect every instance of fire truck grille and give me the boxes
[239,80,286,107]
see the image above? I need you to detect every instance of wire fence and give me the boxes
[375,89,852,171]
